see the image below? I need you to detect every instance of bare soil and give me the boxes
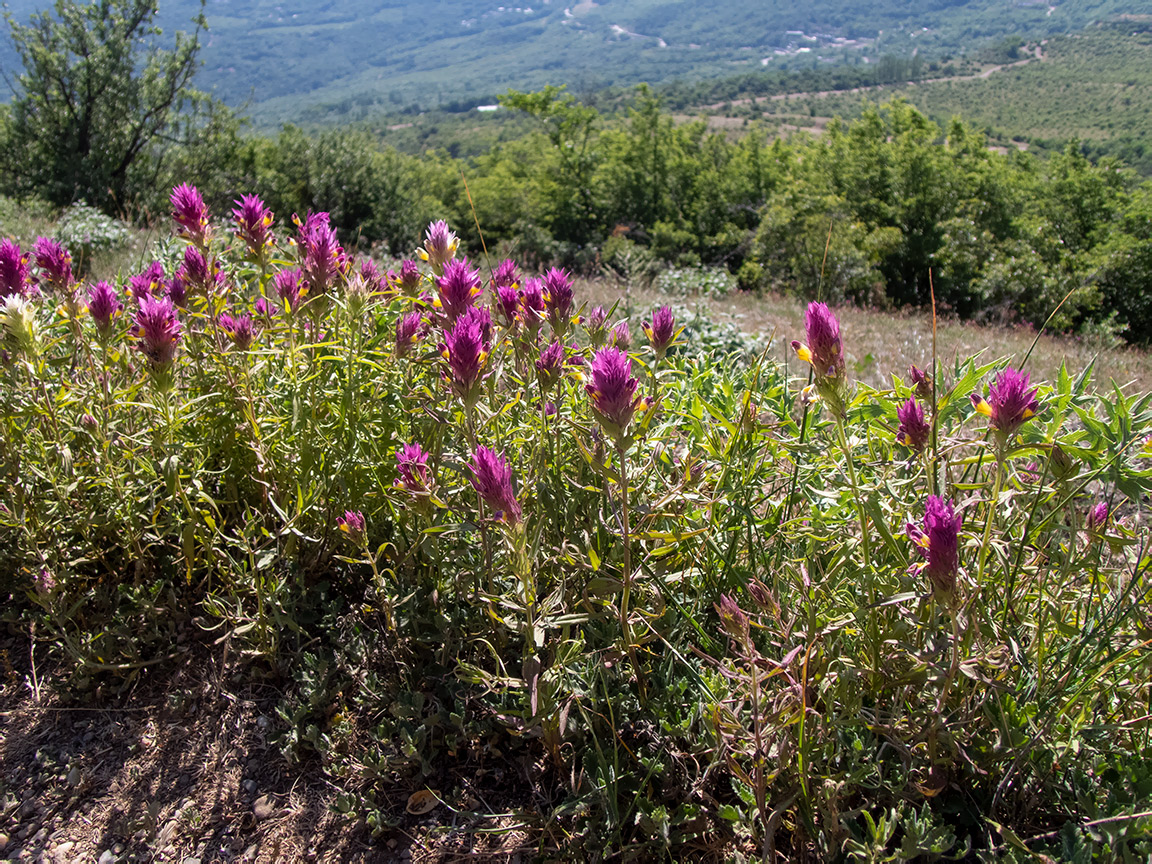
[0,633,535,864]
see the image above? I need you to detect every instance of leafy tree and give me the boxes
[1,0,207,211]
[500,86,602,246]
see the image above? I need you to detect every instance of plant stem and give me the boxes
[617,438,646,703]
[977,451,1005,588]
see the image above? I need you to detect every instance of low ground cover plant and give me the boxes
[1,186,1151,860]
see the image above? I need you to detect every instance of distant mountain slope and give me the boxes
[0,0,1145,124]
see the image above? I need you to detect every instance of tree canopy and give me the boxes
[1,0,207,211]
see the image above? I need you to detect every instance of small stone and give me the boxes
[66,766,81,788]
[54,841,74,859]
[242,779,257,794]
[0,833,9,852]
[98,851,115,864]
[252,795,274,821]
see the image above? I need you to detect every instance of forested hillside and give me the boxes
[705,26,1152,174]
[2,0,1146,121]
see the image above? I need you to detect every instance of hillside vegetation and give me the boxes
[740,26,1152,175]
[3,191,1152,860]
[2,0,1147,122]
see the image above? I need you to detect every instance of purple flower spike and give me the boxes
[586,347,644,443]
[182,246,217,295]
[418,220,458,275]
[395,311,427,357]
[715,594,751,648]
[87,281,122,336]
[359,258,385,294]
[274,268,303,312]
[644,305,676,358]
[907,496,962,598]
[337,510,366,547]
[909,364,933,400]
[132,295,182,373]
[1086,501,1109,535]
[0,239,32,299]
[535,340,566,389]
[585,306,609,348]
[35,567,56,596]
[970,367,1041,437]
[388,259,423,296]
[33,238,74,296]
[441,306,492,405]
[792,302,845,381]
[435,258,482,323]
[232,193,274,255]
[219,312,258,351]
[469,446,521,525]
[494,283,520,328]
[297,213,347,300]
[395,442,432,494]
[129,261,166,303]
[896,397,931,452]
[609,320,631,352]
[542,267,574,334]
[518,278,546,335]
[171,183,210,246]
[491,259,520,290]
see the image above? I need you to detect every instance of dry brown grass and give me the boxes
[583,279,1152,394]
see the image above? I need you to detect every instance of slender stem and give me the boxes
[617,438,646,703]
[977,451,1006,588]
[835,418,872,575]
[364,542,393,632]
[835,417,879,678]
[749,645,769,863]
[464,405,493,596]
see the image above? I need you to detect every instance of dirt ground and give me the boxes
[0,632,535,864]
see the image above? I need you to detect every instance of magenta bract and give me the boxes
[171,183,210,245]
[896,398,930,452]
[232,194,274,254]
[337,510,366,547]
[273,268,303,312]
[219,312,258,351]
[32,238,74,295]
[792,301,845,380]
[907,496,962,597]
[87,281,122,335]
[469,445,521,524]
[395,311,427,357]
[395,442,432,494]
[435,258,482,323]
[0,239,32,299]
[644,305,676,356]
[441,307,492,403]
[586,347,643,441]
[971,367,1041,436]
[133,295,182,371]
